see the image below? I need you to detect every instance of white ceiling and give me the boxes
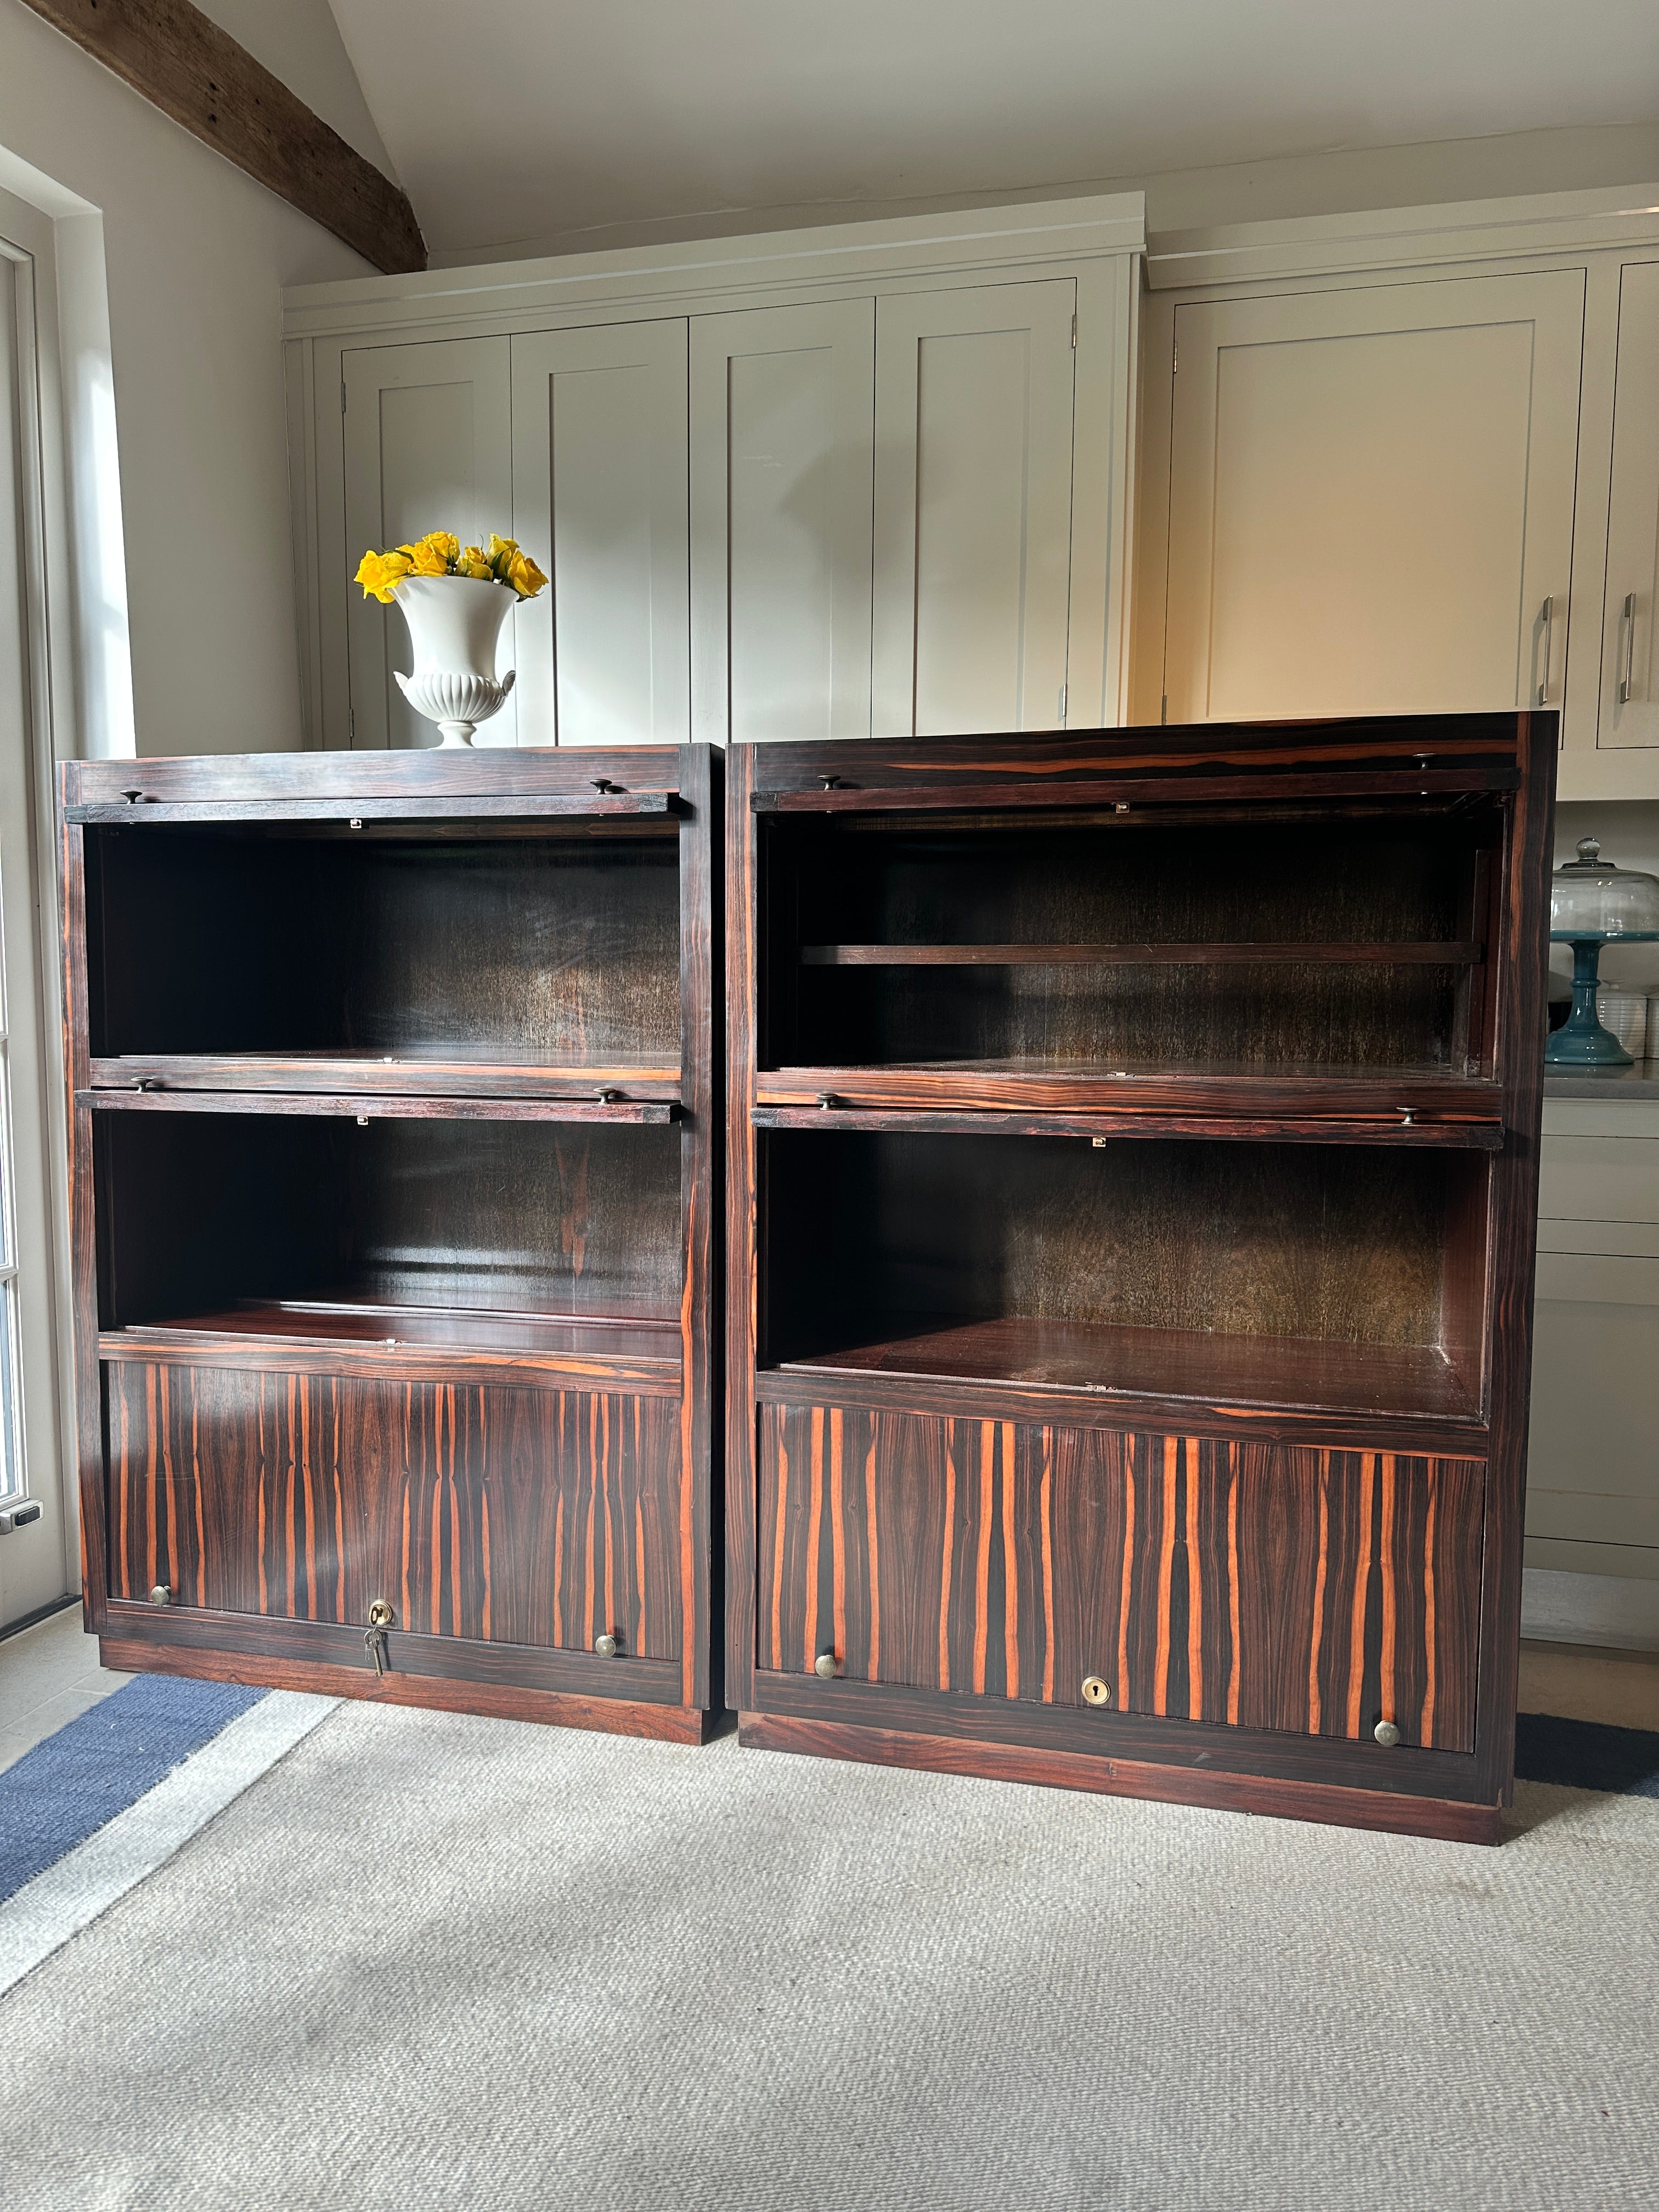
[324,0,1659,263]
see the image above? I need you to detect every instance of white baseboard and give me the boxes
[1521,1568,1659,1652]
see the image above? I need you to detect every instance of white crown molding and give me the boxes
[282,191,1147,340]
[1146,182,1659,292]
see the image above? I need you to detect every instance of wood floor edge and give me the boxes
[737,1711,1505,1842]
[101,1639,708,1742]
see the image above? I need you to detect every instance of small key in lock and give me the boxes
[364,1600,396,1677]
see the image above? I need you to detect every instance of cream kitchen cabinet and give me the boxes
[1596,260,1659,760]
[286,196,1142,751]
[1527,1097,1659,1599]
[689,300,875,746]
[689,279,1082,744]
[872,279,1078,737]
[511,320,690,748]
[1158,270,1585,727]
[1138,190,1659,800]
[341,336,517,749]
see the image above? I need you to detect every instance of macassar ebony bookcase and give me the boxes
[61,746,721,1741]
[727,714,1554,1839]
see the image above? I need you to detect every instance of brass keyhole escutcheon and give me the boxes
[1081,1675,1112,1707]
[368,1601,395,1630]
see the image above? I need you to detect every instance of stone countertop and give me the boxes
[1542,1060,1659,1099]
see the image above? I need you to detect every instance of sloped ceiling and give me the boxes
[324,0,1659,263]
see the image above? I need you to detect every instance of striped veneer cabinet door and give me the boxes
[755,1404,1485,1752]
[105,1363,683,1661]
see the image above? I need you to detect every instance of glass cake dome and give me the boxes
[1547,838,1659,1067]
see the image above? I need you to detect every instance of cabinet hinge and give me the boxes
[1161,694,1169,725]
[341,381,347,414]
[1071,312,1077,350]
[1172,337,1178,374]
[349,707,356,742]
[1058,682,1068,721]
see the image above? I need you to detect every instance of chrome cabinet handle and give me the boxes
[1618,592,1636,706]
[1536,595,1555,708]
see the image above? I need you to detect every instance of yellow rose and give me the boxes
[403,530,459,576]
[485,532,518,569]
[456,546,494,580]
[504,549,548,600]
[354,548,414,603]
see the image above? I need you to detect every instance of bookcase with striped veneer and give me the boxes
[727,715,1552,1839]
[61,745,721,1740]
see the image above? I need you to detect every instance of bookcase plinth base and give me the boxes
[737,1711,1505,1844]
[103,1638,713,1744]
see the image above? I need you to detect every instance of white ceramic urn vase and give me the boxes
[391,575,517,746]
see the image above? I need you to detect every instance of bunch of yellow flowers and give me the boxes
[354,531,548,604]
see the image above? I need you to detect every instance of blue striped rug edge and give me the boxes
[0,1675,266,1905]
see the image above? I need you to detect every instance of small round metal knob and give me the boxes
[1081,1675,1112,1707]
[348,817,364,830]
[595,1632,619,1658]
[148,1583,172,1607]
[1374,1719,1402,1748]
[355,1114,370,1127]
[814,1651,840,1678]
[816,1092,839,1110]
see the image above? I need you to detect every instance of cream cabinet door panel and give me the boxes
[873,280,1076,738]
[512,321,689,748]
[343,338,516,749]
[1164,272,1584,725]
[690,301,874,745]
[1599,261,1659,751]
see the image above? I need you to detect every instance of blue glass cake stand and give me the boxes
[1546,838,1659,1067]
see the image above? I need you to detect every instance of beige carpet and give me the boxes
[1,1705,1654,2211]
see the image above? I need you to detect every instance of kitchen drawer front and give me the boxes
[106,1361,683,1660]
[757,1402,1484,1752]
[1537,1136,1659,1226]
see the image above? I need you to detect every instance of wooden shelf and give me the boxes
[88,1053,680,1105]
[758,1060,1502,1125]
[65,791,679,827]
[770,1316,1481,1426]
[802,941,1482,967]
[100,1299,684,1393]
[754,1104,1501,1148]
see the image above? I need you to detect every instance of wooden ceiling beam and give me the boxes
[17,0,426,274]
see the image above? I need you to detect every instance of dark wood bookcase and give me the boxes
[727,715,1553,1839]
[61,746,721,1741]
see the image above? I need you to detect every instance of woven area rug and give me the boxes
[0,1704,1654,2212]
[0,1678,336,1995]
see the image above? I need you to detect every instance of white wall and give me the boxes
[0,0,380,756]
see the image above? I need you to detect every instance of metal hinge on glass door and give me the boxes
[1071,312,1077,349]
